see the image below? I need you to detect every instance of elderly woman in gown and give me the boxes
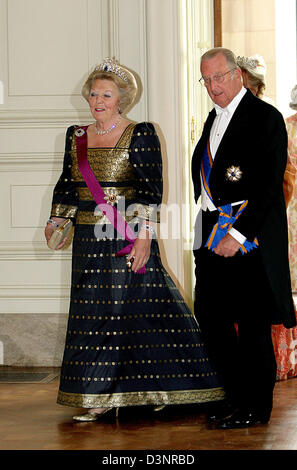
[45,58,224,421]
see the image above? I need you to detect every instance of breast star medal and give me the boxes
[226,165,242,182]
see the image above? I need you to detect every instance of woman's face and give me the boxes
[88,79,120,122]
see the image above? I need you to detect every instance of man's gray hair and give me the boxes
[201,47,239,70]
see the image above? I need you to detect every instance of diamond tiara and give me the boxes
[237,56,258,70]
[94,58,129,83]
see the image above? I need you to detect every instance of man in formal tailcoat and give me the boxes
[192,47,296,429]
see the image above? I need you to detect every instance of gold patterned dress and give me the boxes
[271,114,297,380]
[50,122,224,408]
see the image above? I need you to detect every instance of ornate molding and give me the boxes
[0,109,91,126]
[0,152,64,168]
[0,241,72,260]
[0,284,70,299]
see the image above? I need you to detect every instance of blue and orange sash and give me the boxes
[201,141,258,255]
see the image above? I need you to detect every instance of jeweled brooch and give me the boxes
[226,166,242,182]
[104,189,120,206]
[75,128,85,137]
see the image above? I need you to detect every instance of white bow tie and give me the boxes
[215,105,229,117]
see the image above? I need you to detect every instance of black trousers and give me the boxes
[193,209,277,418]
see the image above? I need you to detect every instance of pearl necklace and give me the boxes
[95,117,121,135]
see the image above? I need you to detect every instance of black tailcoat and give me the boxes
[192,89,296,328]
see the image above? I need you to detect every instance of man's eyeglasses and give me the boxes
[199,68,236,86]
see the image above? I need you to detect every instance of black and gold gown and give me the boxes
[50,121,225,408]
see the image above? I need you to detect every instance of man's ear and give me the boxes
[234,68,243,81]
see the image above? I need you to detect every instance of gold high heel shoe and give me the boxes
[73,407,119,422]
[153,405,166,412]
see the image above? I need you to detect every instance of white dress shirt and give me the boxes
[200,86,247,245]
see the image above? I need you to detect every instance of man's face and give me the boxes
[201,53,242,108]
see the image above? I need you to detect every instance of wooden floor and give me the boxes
[0,369,297,452]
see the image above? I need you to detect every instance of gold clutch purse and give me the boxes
[48,219,73,250]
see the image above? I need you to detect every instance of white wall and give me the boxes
[222,0,297,116]
[275,0,297,117]
[222,0,277,103]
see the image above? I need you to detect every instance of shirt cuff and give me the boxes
[228,227,246,245]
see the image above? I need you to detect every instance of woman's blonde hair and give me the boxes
[242,70,266,99]
[237,55,266,98]
[81,60,137,114]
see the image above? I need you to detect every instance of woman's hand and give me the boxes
[127,224,153,272]
[128,237,152,272]
[45,217,68,250]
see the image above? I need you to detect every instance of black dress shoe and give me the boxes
[217,410,270,429]
[207,402,235,423]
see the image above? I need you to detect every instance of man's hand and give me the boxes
[213,233,241,257]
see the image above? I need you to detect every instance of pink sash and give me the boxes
[75,126,145,274]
